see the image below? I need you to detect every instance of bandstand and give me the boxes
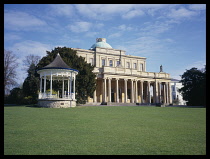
[37,53,79,108]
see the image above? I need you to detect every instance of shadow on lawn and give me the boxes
[4,104,41,108]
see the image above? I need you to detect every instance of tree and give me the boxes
[22,63,40,104]
[22,54,41,72]
[37,47,96,104]
[179,67,206,106]
[4,49,19,95]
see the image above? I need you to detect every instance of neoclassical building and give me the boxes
[72,38,172,105]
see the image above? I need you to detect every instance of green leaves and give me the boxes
[179,67,206,106]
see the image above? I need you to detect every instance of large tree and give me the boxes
[179,67,206,106]
[22,63,40,103]
[4,49,19,95]
[37,47,96,104]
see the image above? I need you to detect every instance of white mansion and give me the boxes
[72,38,172,105]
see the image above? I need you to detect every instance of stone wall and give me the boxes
[38,99,76,108]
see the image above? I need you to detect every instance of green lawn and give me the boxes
[4,105,206,155]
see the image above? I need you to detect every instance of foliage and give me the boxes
[22,63,39,104]
[5,87,24,104]
[179,67,206,106]
[46,89,57,95]
[4,49,19,95]
[37,47,96,104]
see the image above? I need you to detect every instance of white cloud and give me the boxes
[75,4,135,20]
[48,4,74,16]
[85,32,98,37]
[11,40,52,59]
[118,24,133,31]
[6,40,52,83]
[139,20,175,36]
[67,21,92,33]
[4,33,22,41]
[167,7,197,19]
[188,4,206,11]
[108,32,122,39]
[4,10,47,31]
[122,9,144,19]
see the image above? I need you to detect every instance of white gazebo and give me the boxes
[37,53,79,108]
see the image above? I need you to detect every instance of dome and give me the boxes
[90,38,112,50]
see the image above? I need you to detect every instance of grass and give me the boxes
[4,105,206,155]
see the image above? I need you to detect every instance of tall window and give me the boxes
[90,58,94,66]
[116,61,120,66]
[102,59,105,66]
[127,62,130,68]
[140,63,143,71]
[133,63,137,69]
[109,60,113,67]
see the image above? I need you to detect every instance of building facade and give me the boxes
[73,38,172,105]
[171,79,187,105]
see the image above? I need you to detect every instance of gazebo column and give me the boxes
[68,77,70,98]
[62,77,64,98]
[40,76,42,93]
[73,74,76,100]
[44,74,46,98]
[70,72,72,99]
[50,71,52,97]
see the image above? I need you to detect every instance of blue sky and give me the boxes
[4,4,206,86]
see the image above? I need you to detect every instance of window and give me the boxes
[116,61,120,66]
[90,58,94,66]
[140,63,143,71]
[102,59,105,66]
[133,63,137,69]
[127,62,130,68]
[109,60,113,67]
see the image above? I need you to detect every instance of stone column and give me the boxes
[163,83,166,104]
[135,80,138,103]
[168,82,172,104]
[140,80,144,104]
[93,90,97,103]
[103,78,107,102]
[165,82,168,104]
[159,82,162,103]
[116,78,119,103]
[131,79,134,103]
[124,79,127,103]
[108,78,112,102]
[154,81,159,103]
[147,81,151,103]
[93,77,97,103]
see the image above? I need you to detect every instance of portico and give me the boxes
[94,77,172,105]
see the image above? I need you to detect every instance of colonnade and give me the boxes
[39,71,76,100]
[93,78,172,105]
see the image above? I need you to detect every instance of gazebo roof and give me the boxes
[38,53,78,72]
